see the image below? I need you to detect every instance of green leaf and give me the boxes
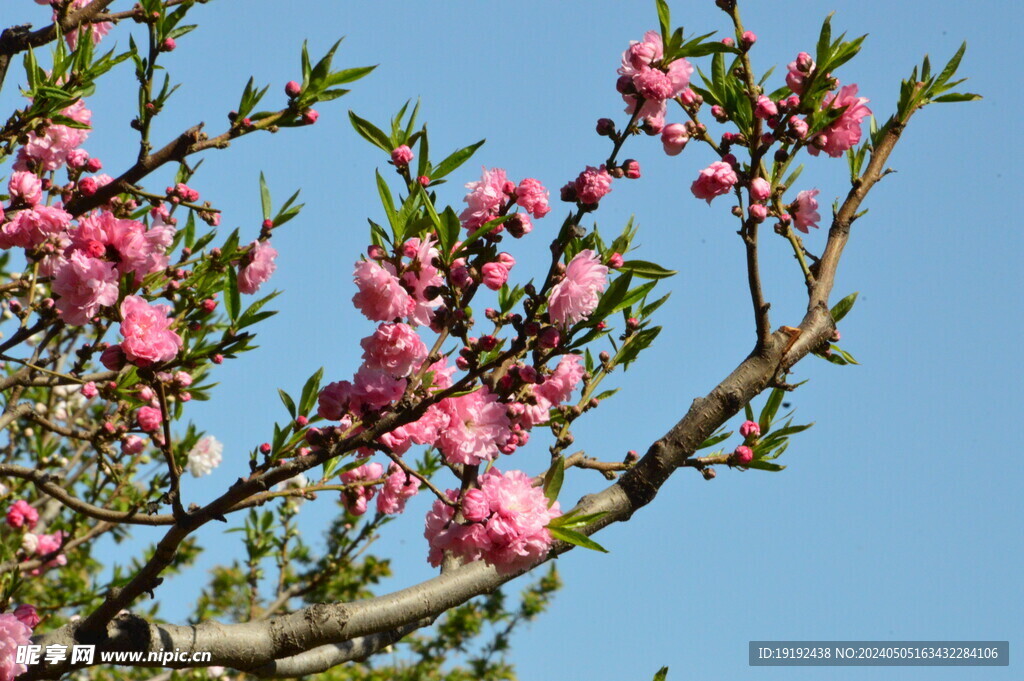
[299,367,325,416]
[698,430,732,450]
[933,42,966,91]
[618,260,677,280]
[236,291,281,331]
[258,172,272,221]
[278,390,296,419]
[655,0,671,44]
[431,139,485,180]
[542,456,565,507]
[815,13,834,67]
[830,291,858,323]
[549,511,607,529]
[589,271,633,322]
[348,110,392,152]
[324,64,376,87]
[932,92,982,103]
[653,668,670,681]
[376,169,398,234]
[548,526,609,553]
[746,460,786,472]
[758,388,784,434]
[223,266,241,321]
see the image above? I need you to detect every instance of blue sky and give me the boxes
[4,1,1021,679]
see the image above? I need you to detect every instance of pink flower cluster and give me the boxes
[809,84,871,158]
[548,250,609,327]
[459,168,550,232]
[237,240,278,294]
[569,166,614,206]
[792,189,821,232]
[46,210,176,326]
[425,468,561,575]
[617,30,694,130]
[0,613,32,681]
[117,296,183,367]
[352,237,443,325]
[691,160,738,204]
[5,500,39,530]
[60,0,113,50]
[15,100,92,172]
[338,462,420,516]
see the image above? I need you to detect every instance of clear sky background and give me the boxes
[3,1,1021,679]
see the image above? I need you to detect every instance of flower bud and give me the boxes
[739,420,761,438]
[285,80,302,98]
[733,445,754,465]
[596,118,616,136]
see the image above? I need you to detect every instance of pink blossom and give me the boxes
[70,211,174,278]
[0,613,32,681]
[360,322,427,377]
[340,462,384,515]
[352,367,407,412]
[63,0,113,49]
[34,530,66,565]
[690,160,738,204]
[15,101,91,172]
[136,406,163,432]
[13,605,40,629]
[52,251,119,326]
[8,171,43,206]
[400,237,444,326]
[619,30,663,73]
[515,178,550,218]
[573,166,613,205]
[481,254,514,291]
[754,95,778,119]
[792,189,821,233]
[734,445,754,464]
[547,249,608,327]
[318,380,356,420]
[786,52,815,95]
[460,167,509,230]
[749,177,771,202]
[376,463,421,514]
[608,252,624,269]
[119,295,182,366]
[789,115,809,139]
[81,381,98,398]
[121,435,146,456]
[519,355,584,428]
[749,204,768,221]
[424,469,561,575]
[352,259,415,322]
[808,84,871,158]
[739,420,761,438]
[237,240,278,294]
[6,500,39,530]
[390,145,414,166]
[404,403,450,446]
[0,204,72,250]
[436,388,511,466]
[661,123,689,155]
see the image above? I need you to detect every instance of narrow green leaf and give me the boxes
[259,172,271,221]
[655,0,671,44]
[549,526,609,553]
[653,668,670,681]
[348,110,392,152]
[299,367,325,416]
[543,456,564,506]
[746,460,786,472]
[932,92,982,103]
[224,266,240,321]
[830,291,858,322]
[618,260,677,280]
[758,388,784,433]
[278,390,296,419]
[431,139,485,180]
